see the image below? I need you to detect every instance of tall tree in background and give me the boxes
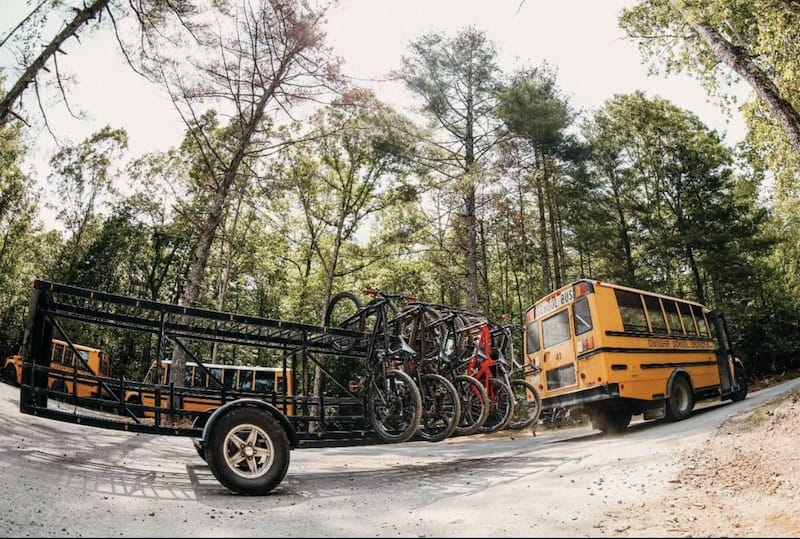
[277,88,418,402]
[496,65,576,293]
[48,125,128,281]
[0,93,45,354]
[397,26,504,311]
[145,0,338,387]
[583,92,766,304]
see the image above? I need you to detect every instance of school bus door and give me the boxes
[540,306,579,395]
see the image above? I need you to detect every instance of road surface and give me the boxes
[1,378,798,537]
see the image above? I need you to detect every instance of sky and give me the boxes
[0,0,752,225]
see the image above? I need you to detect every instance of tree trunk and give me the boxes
[673,0,800,155]
[0,0,110,125]
[535,170,551,293]
[686,244,706,305]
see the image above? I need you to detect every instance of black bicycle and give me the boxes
[324,289,422,443]
[496,318,542,431]
[390,300,462,442]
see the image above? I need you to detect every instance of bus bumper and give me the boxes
[541,383,620,411]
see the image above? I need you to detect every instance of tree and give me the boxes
[397,26,504,311]
[277,88,419,403]
[496,65,578,293]
[0,96,45,355]
[147,0,338,387]
[619,0,800,156]
[0,0,196,128]
[47,125,128,281]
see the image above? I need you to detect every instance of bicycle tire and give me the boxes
[478,378,515,433]
[416,373,461,442]
[367,368,422,443]
[452,374,489,436]
[508,379,542,430]
[324,290,364,352]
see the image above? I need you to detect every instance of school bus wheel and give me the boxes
[3,364,17,386]
[204,406,290,495]
[731,360,748,402]
[666,374,695,421]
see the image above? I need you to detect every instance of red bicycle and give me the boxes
[459,317,515,433]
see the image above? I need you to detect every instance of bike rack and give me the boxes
[19,280,381,446]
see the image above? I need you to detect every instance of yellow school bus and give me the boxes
[3,339,112,398]
[124,360,295,418]
[523,279,747,433]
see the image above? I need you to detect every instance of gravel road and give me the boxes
[1,378,798,537]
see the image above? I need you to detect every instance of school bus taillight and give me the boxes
[577,336,595,353]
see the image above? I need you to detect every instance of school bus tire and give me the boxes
[731,360,748,402]
[3,364,18,386]
[666,374,694,421]
[204,406,290,495]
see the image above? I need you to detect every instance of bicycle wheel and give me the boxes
[478,378,515,433]
[367,368,422,443]
[324,290,364,352]
[416,373,460,442]
[508,379,542,430]
[453,374,489,436]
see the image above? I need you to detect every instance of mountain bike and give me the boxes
[406,303,490,436]
[459,318,515,433]
[390,299,462,442]
[496,317,542,430]
[324,288,422,443]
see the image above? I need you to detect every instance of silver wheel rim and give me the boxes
[222,423,275,479]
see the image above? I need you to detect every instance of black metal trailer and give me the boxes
[18,279,389,495]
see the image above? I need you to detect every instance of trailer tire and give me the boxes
[204,406,290,495]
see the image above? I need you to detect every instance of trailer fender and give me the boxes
[201,399,298,449]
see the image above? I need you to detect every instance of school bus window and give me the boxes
[526,321,541,354]
[190,366,203,388]
[615,290,649,332]
[276,375,286,394]
[663,300,684,335]
[254,371,274,393]
[239,371,254,391]
[52,342,65,364]
[644,295,668,334]
[691,305,710,337]
[223,368,237,389]
[573,297,593,336]
[181,365,195,387]
[542,310,571,348]
[678,303,698,335]
[208,367,222,388]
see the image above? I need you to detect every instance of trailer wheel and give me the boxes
[204,406,290,495]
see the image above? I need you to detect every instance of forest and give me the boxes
[0,0,798,383]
